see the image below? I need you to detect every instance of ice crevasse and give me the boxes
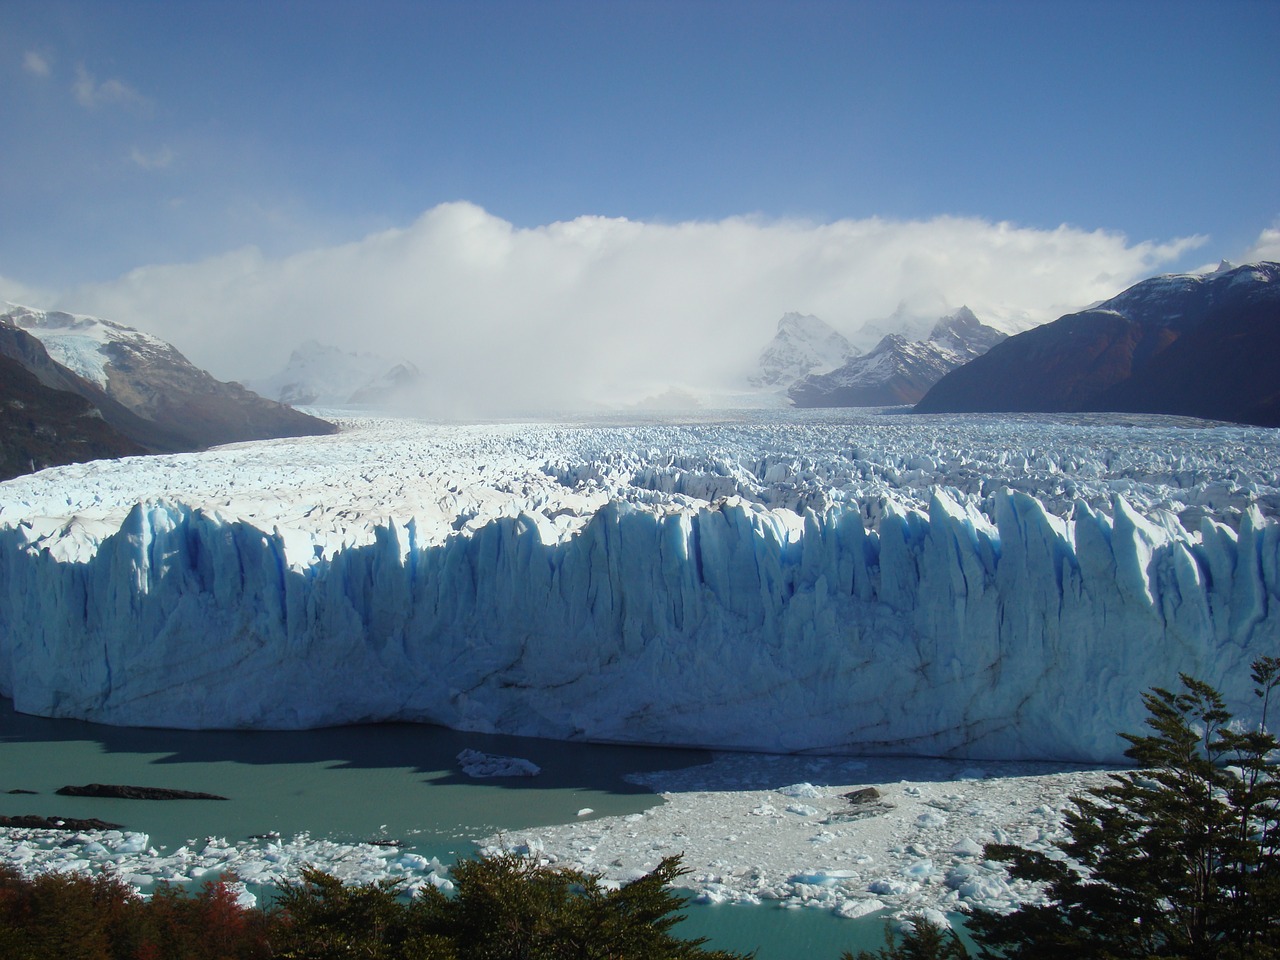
[1,482,1276,762]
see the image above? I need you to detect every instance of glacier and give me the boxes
[0,410,1277,762]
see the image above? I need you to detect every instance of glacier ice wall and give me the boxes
[2,448,1276,762]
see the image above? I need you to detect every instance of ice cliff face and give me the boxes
[1,412,1277,762]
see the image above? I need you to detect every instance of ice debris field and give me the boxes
[0,750,1115,922]
[1,409,1278,761]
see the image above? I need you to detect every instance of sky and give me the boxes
[2,0,1278,411]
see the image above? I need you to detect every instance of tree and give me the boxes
[412,852,753,959]
[275,853,753,960]
[846,914,969,960]
[968,657,1280,959]
[272,866,454,959]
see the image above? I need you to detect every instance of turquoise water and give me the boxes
[0,700,898,957]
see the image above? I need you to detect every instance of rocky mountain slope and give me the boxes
[2,304,336,457]
[0,349,144,481]
[914,262,1280,425]
[789,307,1006,407]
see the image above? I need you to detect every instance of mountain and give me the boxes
[0,349,145,481]
[250,340,423,407]
[789,306,1006,407]
[1,304,337,456]
[914,262,1280,425]
[750,312,858,388]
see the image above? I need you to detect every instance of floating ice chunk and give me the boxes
[457,749,541,778]
[786,804,820,817]
[225,881,257,910]
[114,833,150,854]
[778,782,824,799]
[836,897,887,920]
[868,877,918,896]
[915,812,947,828]
[791,869,859,886]
[902,859,934,878]
[394,853,432,871]
[951,837,984,857]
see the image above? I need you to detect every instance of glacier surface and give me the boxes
[1,410,1277,762]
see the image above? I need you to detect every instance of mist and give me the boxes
[55,203,1202,416]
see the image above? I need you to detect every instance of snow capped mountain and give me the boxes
[789,307,1006,407]
[1,411,1275,762]
[250,340,423,408]
[4,304,178,389]
[750,312,858,388]
[1,303,336,455]
[916,261,1280,426]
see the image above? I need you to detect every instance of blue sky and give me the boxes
[2,0,1278,406]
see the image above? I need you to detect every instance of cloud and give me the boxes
[0,274,54,308]
[1243,224,1280,263]
[130,145,176,170]
[57,203,1203,416]
[22,51,51,78]
[73,64,150,111]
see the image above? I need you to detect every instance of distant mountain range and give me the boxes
[247,340,422,408]
[750,312,858,388]
[788,307,1007,407]
[0,304,335,480]
[915,262,1280,426]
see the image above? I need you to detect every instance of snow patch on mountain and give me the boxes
[2,304,174,388]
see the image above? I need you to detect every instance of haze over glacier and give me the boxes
[1,410,1276,763]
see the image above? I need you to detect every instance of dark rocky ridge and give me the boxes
[0,342,146,481]
[915,262,1280,426]
[0,814,124,830]
[56,783,228,801]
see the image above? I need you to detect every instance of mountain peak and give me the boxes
[789,307,1006,408]
[750,312,857,389]
[251,341,424,408]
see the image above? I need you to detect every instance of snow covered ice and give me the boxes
[481,751,1117,921]
[0,409,1278,761]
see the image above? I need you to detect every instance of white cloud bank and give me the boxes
[1244,224,1280,264]
[58,203,1203,416]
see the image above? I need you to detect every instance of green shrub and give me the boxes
[968,657,1280,959]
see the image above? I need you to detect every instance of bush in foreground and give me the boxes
[0,854,750,959]
[967,657,1280,959]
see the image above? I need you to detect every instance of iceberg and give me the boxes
[0,411,1276,762]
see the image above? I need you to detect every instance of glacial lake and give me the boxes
[0,700,894,958]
